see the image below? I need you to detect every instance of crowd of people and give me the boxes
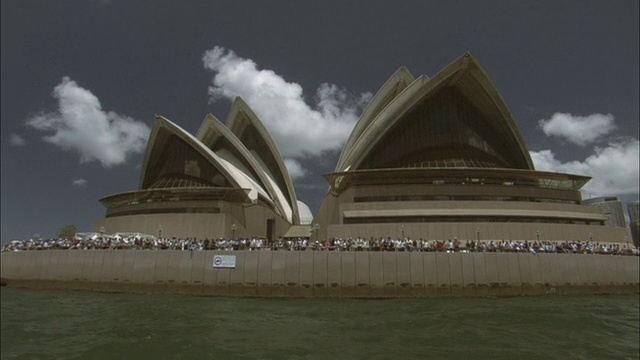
[2,234,638,256]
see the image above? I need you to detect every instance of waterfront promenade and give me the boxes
[3,235,638,256]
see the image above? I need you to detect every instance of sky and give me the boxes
[1,0,638,241]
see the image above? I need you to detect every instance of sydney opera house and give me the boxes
[94,52,631,244]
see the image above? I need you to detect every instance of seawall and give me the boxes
[1,250,638,297]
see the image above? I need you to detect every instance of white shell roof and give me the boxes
[339,52,534,172]
[140,115,269,202]
[196,113,294,222]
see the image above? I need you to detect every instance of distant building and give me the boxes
[583,196,627,228]
[628,201,640,246]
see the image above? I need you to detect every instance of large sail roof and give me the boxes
[339,52,534,172]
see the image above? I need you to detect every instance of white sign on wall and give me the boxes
[213,255,236,268]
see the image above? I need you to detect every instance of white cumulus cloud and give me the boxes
[25,77,150,167]
[72,178,88,187]
[9,133,26,146]
[530,139,639,199]
[202,46,371,161]
[538,112,617,146]
[284,158,307,180]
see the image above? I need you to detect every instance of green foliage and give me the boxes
[58,225,77,239]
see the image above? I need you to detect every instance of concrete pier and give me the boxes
[1,250,638,297]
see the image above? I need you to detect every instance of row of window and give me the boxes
[343,216,603,226]
[107,207,221,218]
[353,195,578,204]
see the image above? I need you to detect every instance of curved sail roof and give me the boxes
[196,113,294,223]
[225,97,301,224]
[335,66,415,171]
[139,115,270,203]
[339,52,534,172]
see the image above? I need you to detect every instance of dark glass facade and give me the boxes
[359,87,524,170]
[237,120,292,205]
[142,134,232,189]
[206,133,266,190]
[353,195,579,205]
[343,216,604,226]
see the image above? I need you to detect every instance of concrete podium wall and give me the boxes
[1,250,638,297]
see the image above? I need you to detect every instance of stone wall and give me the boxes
[2,250,638,297]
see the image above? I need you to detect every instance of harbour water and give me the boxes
[1,287,638,359]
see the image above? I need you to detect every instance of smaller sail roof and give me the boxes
[139,115,269,203]
[225,97,301,224]
[196,113,294,223]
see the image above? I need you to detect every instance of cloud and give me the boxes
[202,46,371,162]
[284,158,307,180]
[9,133,26,146]
[530,139,639,199]
[538,112,617,146]
[72,178,88,187]
[25,77,150,167]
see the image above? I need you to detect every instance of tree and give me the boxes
[58,225,77,239]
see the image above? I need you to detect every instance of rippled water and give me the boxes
[1,287,638,359]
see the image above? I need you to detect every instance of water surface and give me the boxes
[2,287,638,359]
